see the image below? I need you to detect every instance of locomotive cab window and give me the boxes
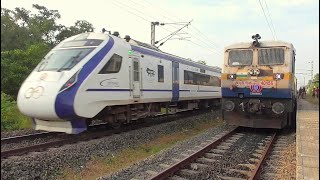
[99,54,122,74]
[158,65,164,82]
[228,50,253,66]
[258,48,284,65]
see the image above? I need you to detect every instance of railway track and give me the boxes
[139,127,278,180]
[1,132,58,144]
[1,109,211,159]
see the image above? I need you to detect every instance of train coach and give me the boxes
[221,34,297,129]
[17,32,222,134]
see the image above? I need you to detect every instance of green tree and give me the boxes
[55,20,94,43]
[1,4,94,50]
[1,43,50,97]
[1,8,31,51]
[1,4,95,97]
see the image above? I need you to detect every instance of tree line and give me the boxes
[1,4,94,130]
[1,4,94,97]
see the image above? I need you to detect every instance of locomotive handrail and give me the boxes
[129,66,132,96]
[140,67,143,96]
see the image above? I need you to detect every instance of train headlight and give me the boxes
[254,69,260,75]
[272,102,285,114]
[248,69,254,75]
[227,74,236,80]
[59,71,80,92]
[274,73,284,80]
[223,101,235,111]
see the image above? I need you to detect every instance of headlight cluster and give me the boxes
[227,74,237,80]
[273,73,284,80]
[248,69,260,76]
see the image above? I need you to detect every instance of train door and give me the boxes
[131,56,141,98]
[172,62,179,101]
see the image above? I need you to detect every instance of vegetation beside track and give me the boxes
[1,92,32,131]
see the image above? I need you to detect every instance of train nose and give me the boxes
[17,82,60,120]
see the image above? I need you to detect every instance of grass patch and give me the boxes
[304,95,319,106]
[1,92,32,131]
[59,118,224,180]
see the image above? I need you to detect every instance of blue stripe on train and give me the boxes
[222,87,293,99]
[55,37,115,119]
[86,89,218,92]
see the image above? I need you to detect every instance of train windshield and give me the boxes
[37,48,94,72]
[228,50,253,66]
[258,48,284,65]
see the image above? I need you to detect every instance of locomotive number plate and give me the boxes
[233,80,274,87]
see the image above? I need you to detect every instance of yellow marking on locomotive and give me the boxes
[221,74,228,80]
[221,72,292,81]
[283,73,292,80]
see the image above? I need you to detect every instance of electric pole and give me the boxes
[311,60,314,80]
[151,22,160,46]
[150,21,192,46]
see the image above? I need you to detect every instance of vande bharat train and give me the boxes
[17,32,222,134]
[221,34,297,129]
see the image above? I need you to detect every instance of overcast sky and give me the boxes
[2,0,319,87]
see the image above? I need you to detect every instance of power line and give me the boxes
[134,0,222,52]
[189,25,222,49]
[112,0,221,56]
[258,0,276,40]
[263,0,277,40]
[111,1,151,23]
[157,20,192,48]
[115,0,187,41]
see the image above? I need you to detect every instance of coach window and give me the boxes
[99,54,122,74]
[209,76,220,86]
[158,65,164,82]
[184,70,193,84]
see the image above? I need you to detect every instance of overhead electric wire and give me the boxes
[258,0,276,40]
[263,0,277,40]
[133,0,222,52]
[156,20,192,48]
[112,0,222,57]
[114,0,186,41]
[111,1,151,23]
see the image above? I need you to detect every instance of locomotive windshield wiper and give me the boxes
[57,52,82,72]
[37,60,48,72]
[37,53,54,72]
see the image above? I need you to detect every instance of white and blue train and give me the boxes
[17,32,221,134]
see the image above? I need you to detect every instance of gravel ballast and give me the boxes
[1,110,223,179]
[101,129,269,180]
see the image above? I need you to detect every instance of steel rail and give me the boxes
[148,126,239,180]
[1,132,58,144]
[1,109,211,159]
[249,132,277,180]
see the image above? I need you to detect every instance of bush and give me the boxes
[1,43,50,98]
[1,92,32,131]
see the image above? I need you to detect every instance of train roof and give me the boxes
[128,38,222,73]
[63,32,221,73]
[224,40,295,52]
